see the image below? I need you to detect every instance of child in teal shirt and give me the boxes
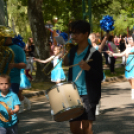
[0,74,20,134]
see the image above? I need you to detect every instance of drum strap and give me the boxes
[74,47,96,82]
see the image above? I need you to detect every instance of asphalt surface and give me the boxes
[18,81,134,134]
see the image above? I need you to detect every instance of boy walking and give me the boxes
[0,74,20,134]
[64,20,103,134]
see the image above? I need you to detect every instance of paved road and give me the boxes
[18,82,134,134]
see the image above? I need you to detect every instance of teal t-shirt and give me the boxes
[8,44,26,84]
[72,45,89,95]
[0,90,20,128]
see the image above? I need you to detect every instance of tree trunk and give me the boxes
[28,0,50,82]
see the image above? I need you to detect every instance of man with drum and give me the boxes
[64,20,103,134]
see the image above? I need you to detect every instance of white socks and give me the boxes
[131,89,134,100]
[19,100,24,113]
[24,97,31,110]
[19,97,31,114]
[95,101,101,115]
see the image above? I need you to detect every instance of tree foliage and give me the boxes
[5,0,134,81]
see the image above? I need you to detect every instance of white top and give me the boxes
[51,56,59,66]
[26,57,34,70]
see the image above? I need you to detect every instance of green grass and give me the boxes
[24,57,124,92]
[22,81,55,94]
[104,66,125,77]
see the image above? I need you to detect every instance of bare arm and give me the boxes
[107,50,126,57]
[113,50,126,57]
[98,33,109,52]
[9,63,26,69]
[10,105,19,115]
[33,56,54,64]
[25,44,28,51]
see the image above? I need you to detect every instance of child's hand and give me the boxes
[79,60,91,71]
[106,51,113,56]
[33,57,37,61]
[9,109,14,115]
[8,62,16,69]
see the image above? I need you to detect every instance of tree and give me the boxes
[7,0,50,81]
[7,0,134,81]
[27,0,50,81]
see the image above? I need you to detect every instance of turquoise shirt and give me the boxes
[8,44,26,84]
[0,90,20,128]
[72,45,89,95]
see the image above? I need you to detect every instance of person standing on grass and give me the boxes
[107,35,118,74]
[25,52,34,82]
[25,38,35,57]
[25,38,35,77]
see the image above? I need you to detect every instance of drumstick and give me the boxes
[68,59,93,68]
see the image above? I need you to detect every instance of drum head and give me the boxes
[54,107,85,122]
[45,81,75,95]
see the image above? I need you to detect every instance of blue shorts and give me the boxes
[11,83,20,94]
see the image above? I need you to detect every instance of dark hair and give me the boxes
[121,35,125,38]
[0,74,11,83]
[108,35,114,41]
[70,20,90,36]
[27,38,33,45]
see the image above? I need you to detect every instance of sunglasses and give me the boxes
[69,31,82,34]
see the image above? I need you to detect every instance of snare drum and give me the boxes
[45,82,84,122]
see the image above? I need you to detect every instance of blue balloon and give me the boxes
[12,34,26,49]
[100,15,115,32]
[60,32,68,42]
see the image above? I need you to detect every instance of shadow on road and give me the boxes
[102,88,130,96]
[94,106,134,134]
[18,82,134,134]
[18,102,70,134]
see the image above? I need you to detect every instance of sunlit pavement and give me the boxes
[18,81,134,134]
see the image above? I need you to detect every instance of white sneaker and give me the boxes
[95,108,100,115]
[95,103,100,115]
[19,100,24,113]
[24,97,31,110]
